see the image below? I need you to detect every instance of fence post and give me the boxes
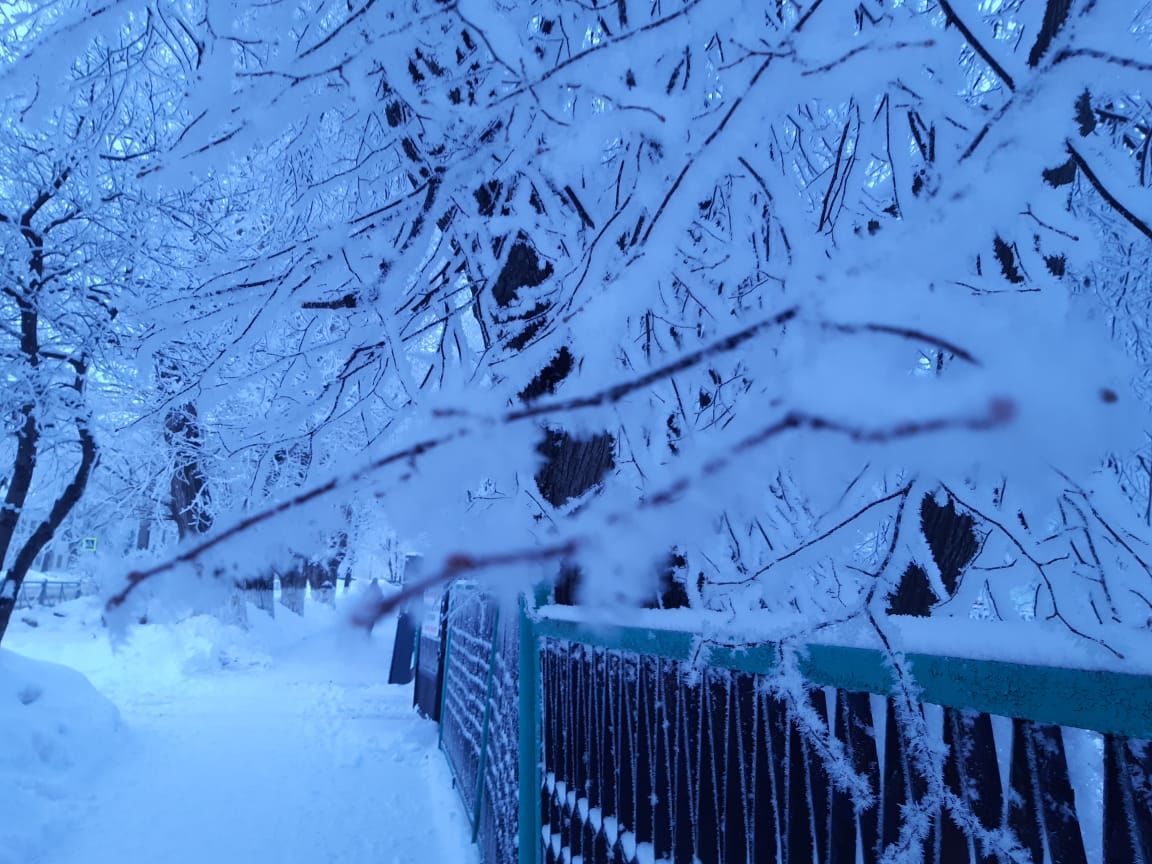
[438,587,455,748]
[518,592,542,864]
[471,607,501,841]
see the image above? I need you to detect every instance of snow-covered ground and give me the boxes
[2,592,478,864]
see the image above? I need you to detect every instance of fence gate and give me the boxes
[438,584,522,864]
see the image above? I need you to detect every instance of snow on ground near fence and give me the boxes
[3,591,477,864]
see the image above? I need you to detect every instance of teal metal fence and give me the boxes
[439,584,498,819]
[437,584,523,863]
[435,587,1152,864]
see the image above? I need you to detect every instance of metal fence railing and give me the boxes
[440,584,499,816]
[433,585,523,861]
[437,583,521,863]
[432,587,1152,864]
[476,603,521,864]
[15,580,84,610]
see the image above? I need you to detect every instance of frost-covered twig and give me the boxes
[867,612,1033,864]
[941,484,1125,658]
[819,321,981,366]
[110,398,1010,610]
[1067,142,1152,243]
[347,540,579,629]
[502,306,799,421]
[107,430,465,609]
[715,483,915,586]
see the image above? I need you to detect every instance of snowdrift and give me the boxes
[0,648,121,864]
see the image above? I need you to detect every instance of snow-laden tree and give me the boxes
[72,0,1144,647]
[6,0,1152,856]
[0,1,234,638]
[6,0,1152,723]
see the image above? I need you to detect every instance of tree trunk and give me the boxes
[533,429,615,509]
[304,558,335,607]
[0,358,96,644]
[244,572,276,617]
[279,560,307,616]
[136,519,152,552]
[164,403,213,540]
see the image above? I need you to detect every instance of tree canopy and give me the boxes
[1,0,1150,666]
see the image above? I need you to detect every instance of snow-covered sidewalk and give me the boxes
[4,598,477,864]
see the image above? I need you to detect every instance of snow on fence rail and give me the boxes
[433,586,1152,864]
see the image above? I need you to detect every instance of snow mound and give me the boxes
[0,649,122,864]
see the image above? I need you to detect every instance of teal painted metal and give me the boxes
[534,616,1152,740]
[471,609,501,842]
[517,595,542,864]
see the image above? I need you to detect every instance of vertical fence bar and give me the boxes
[519,593,541,864]
[1104,734,1152,863]
[437,587,455,748]
[471,608,502,842]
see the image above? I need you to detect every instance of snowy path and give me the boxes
[7,601,478,864]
